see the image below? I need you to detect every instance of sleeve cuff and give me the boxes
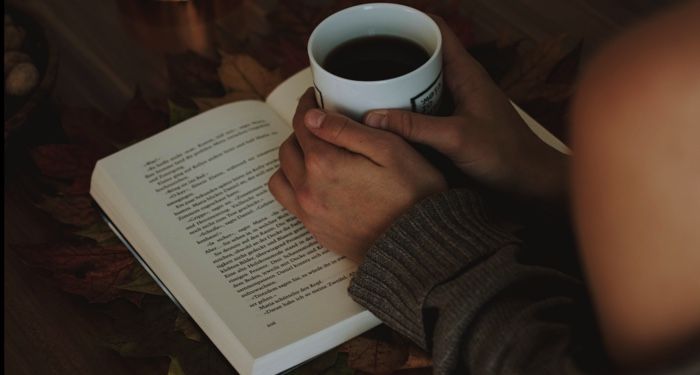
[348,189,519,347]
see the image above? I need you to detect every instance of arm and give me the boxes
[350,189,603,374]
[571,0,700,365]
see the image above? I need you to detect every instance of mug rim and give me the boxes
[307,2,442,85]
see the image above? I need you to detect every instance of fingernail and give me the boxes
[365,110,388,128]
[305,109,326,128]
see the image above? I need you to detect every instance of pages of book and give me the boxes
[91,99,380,375]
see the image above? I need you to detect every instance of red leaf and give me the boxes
[117,89,168,143]
[14,242,141,304]
[36,195,100,227]
[167,51,225,99]
[60,106,121,154]
[30,144,103,179]
[341,326,410,374]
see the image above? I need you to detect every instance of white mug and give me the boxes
[307,3,443,121]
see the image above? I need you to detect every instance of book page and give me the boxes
[266,68,314,126]
[91,101,378,368]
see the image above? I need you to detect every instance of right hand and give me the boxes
[363,17,569,199]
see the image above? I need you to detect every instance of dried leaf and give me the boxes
[30,144,102,179]
[74,222,119,244]
[500,35,578,102]
[290,350,339,375]
[117,88,169,143]
[215,0,271,46]
[36,195,100,227]
[60,106,121,154]
[169,100,199,127]
[98,296,233,375]
[174,312,203,342]
[218,52,284,99]
[60,89,167,150]
[400,345,432,370]
[14,242,142,304]
[168,356,187,375]
[292,351,355,375]
[342,326,409,374]
[117,263,166,297]
[167,51,225,99]
[192,92,260,112]
[99,296,181,358]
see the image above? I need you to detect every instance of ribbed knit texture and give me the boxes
[349,189,599,374]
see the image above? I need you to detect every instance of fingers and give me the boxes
[268,169,302,218]
[363,108,465,156]
[292,88,343,158]
[278,135,305,188]
[304,108,404,165]
[429,15,494,106]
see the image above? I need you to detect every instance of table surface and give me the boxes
[4,1,671,374]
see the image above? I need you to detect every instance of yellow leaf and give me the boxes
[218,52,284,99]
[117,264,166,296]
[167,356,186,375]
[174,311,203,342]
[192,92,260,112]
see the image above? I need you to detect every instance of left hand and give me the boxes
[268,88,447,263]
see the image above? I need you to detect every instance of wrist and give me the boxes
[510,144,570,201]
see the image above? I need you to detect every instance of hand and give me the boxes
[363,17,569,199]
[268,89,447,263]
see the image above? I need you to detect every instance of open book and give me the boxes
[90,67,568,375]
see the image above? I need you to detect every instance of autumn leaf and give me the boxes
[290,350,340,375]
[214,0,271,47]
[167,51,225,99]
[218,52,284,99]
[192,53,284,111]
[168,356,187,375]
[60,89,168,150]
[98,296,234,375]
[60,106,121,155]
[35,195,100,227]
[14,242,142,304]
[30,144,103,179]
[400,345,432,370]
[175,311,204,342]
[491,35,581,142]
[74,222,119,244]
[192,92,259,112]
[174,312,203,342]
[117,88,169,144]
[500,35,579,102]
[169,100,200,127]
[99,296,181,358]
[117,262,166,297]
[342,326,410,374]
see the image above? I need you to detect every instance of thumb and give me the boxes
[304,108,398,164]
[364,109,464,156]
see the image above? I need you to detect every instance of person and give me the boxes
[268,1,700,373]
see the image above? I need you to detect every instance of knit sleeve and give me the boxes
[348,189,602,374]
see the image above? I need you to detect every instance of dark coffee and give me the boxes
[322,35,430,81]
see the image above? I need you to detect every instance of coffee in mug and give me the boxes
[323,35,431,81]
[308,3,443,120]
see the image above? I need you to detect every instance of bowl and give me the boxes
[4,5,58,141]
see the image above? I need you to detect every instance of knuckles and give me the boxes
[295,184,325,217]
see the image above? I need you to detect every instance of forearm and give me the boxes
[349,189,599,374]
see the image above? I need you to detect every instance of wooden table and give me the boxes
[4,1,670,374]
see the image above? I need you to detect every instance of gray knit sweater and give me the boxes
[348,189,698,374]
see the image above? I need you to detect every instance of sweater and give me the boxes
[348,189,699,374]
